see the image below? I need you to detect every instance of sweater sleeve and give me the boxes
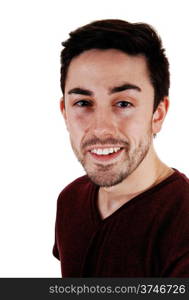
[159,197,189,277]
[52,229,60,260]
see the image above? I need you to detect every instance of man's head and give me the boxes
[60,19,170,187]
[60,19,169,112]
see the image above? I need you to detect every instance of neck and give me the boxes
[99,143,174,206]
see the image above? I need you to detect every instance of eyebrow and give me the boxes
[68,87,93,96]
[110,83,141,94]
[67,83,141,96]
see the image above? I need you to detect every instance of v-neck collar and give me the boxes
[90,168,181,224]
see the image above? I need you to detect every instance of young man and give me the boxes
[53,19,189,277]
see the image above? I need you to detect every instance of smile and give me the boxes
[88,147,124,162]
[90,147,122,155]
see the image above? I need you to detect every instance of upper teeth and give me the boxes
[90,147,121,155]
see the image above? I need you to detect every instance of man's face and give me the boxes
[61,49,160,187]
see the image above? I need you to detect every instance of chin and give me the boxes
[85,171,129,187]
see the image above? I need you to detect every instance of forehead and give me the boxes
[65,49,151,92]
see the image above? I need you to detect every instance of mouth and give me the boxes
[88,146,124,162]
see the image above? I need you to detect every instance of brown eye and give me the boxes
[116,101,133,108]
[74,100,92,107]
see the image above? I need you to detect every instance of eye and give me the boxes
[115,101,133,108]
[74,100,92,107]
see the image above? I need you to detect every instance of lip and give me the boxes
[88,147,124,162]
[85,145,124,153]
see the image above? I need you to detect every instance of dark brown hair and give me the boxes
[60,19,170,112]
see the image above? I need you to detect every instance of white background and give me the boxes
[0,0,188,277]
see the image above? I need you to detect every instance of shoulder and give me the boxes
[59,174,93,195]
[155,170,189,276]
[158,169,189,203]
[173,168,189,185]
[56,175,95,207]
[169,169,189,201]
[144,169,189,237]
[156,169,189,239]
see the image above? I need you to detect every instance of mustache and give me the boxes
[81,137,129,149]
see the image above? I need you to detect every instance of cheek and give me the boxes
[66,113,86,144]
[119,113,152,147]
[67,110,91,129]
[67,110,97,142]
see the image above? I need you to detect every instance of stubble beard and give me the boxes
[69,129,152,187]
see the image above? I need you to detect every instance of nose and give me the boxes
[90,108,117,138]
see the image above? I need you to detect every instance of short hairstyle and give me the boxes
[60,19,170,112]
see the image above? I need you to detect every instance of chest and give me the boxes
[58,207,160,277]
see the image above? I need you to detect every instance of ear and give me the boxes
[60,97,68,129]
[60,97,66,118]
[152,97,169,135]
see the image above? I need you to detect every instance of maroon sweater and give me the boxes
[53,169,189,277]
